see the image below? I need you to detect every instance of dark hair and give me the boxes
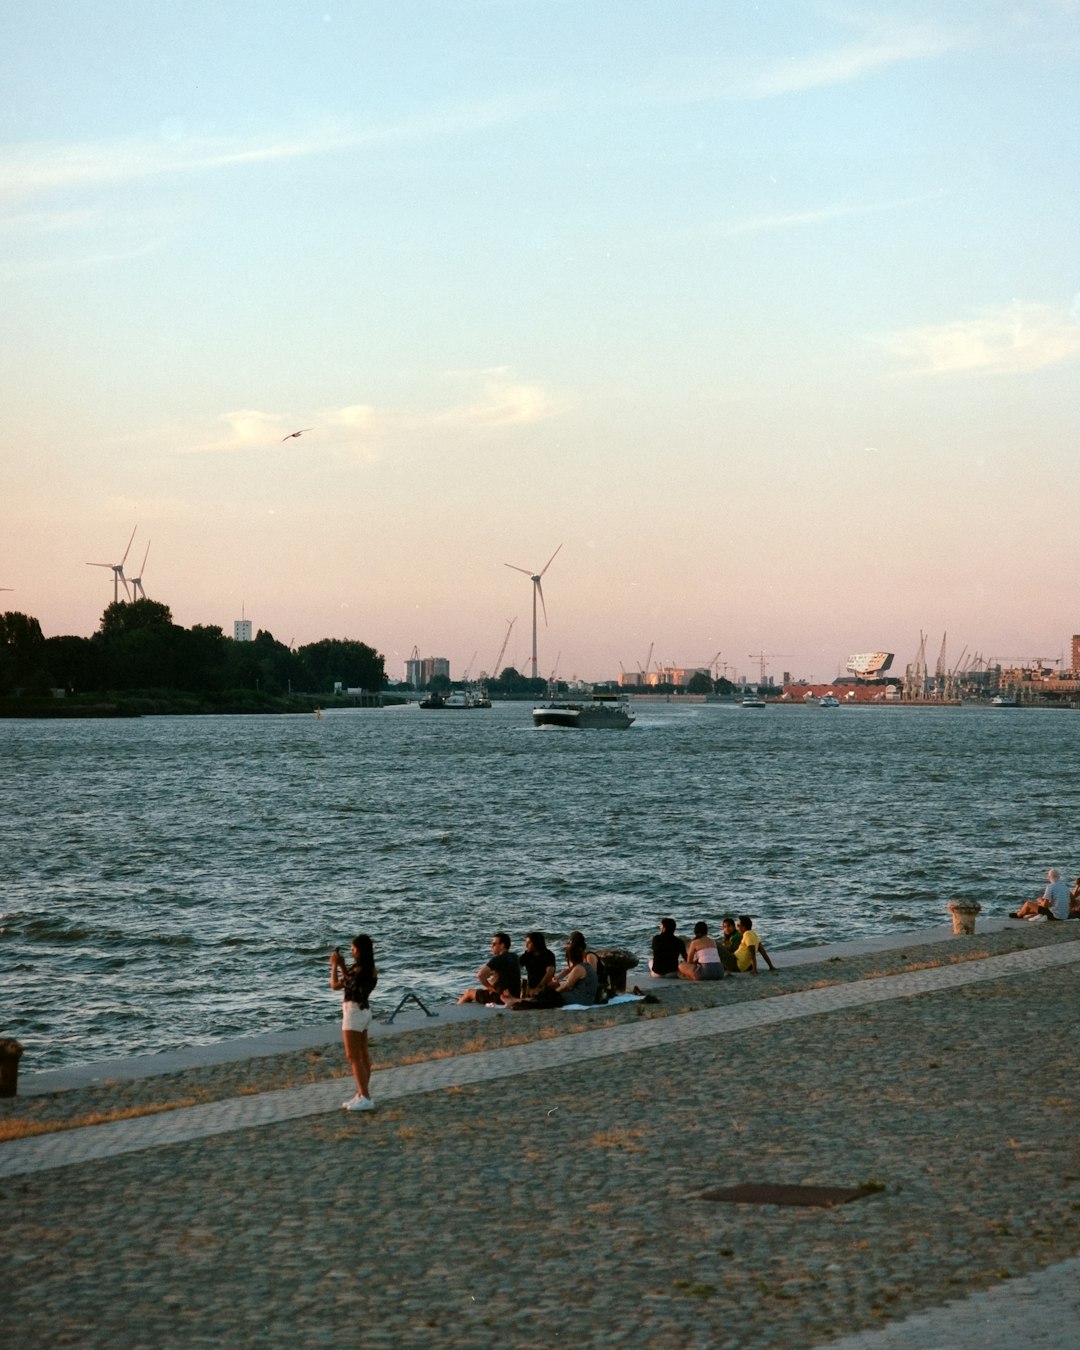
[565,937,585,964]
[693,921,708,938]
[738,915,753,929]
[350,934,375,982]
[721,915,736,927]
[659,917,676,933]
[526,930,549,953]
[568,930,586,946]
[493,931,511,949]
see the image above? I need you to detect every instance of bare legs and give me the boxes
[342,1027,371,1098]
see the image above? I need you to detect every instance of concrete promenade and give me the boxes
[2,923,1078,1347]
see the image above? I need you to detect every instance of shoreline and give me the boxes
[7,919,1074,1133]
[2,919,1078,1347]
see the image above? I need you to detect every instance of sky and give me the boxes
[2,1,1078,685]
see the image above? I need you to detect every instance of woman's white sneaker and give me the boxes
[347,1095,375,1112]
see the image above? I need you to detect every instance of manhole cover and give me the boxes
[701,1183,881,1208]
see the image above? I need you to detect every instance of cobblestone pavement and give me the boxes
[4,939,1076,1179]
[2,931,1078,1347]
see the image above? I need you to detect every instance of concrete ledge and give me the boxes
[15,918,1023,1096]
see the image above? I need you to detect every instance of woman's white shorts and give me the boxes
[342,1003,372,1033]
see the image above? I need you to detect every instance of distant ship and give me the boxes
[740,695,766,709]
[532,692,634,729]
[420,685,490,710]
[990,693,1018,707]
[819,694,840,707]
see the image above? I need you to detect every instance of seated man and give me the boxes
[717,915,741,972]
[734,915,776,975]
[458,932,521,1004]
[1010,868,1071,921]
[649,916,686,978]
[679,921,724,980]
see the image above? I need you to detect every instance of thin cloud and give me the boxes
[183,373,558,455]
[0,100,531,206]
[742,21,965,98]
[719,192,943,239]
[880,302,1080,376]
[425,378,557,430]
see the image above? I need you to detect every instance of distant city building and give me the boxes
[234,619,253,642]
[847,651,894,680]
[405,655,450,687]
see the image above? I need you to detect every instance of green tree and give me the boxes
[0,611,48,695]
[99,598,174,635]
[686,671,713,694]
[295,638,384,693]
[44,635,103,693]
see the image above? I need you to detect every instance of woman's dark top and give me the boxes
[559,961,598,1007]
[343,966,377,1008]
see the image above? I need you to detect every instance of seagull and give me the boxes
[281,427,313,442]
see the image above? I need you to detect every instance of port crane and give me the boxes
[490,618,516,679]
[748,652,793,686]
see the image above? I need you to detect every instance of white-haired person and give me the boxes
[1010,868,1071,921]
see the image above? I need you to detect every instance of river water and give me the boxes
[2,701,1076,1070]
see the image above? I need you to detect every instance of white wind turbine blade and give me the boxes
[504,562,533,577]
[539,543,562,577]
[119,525,137,569]
[536,578,548,625]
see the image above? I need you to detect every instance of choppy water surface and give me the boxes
[2,702,1076,1069]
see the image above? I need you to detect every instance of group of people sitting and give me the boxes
[1009,868,1080,922]
[456,915,777,1009]
[457,930,605,1009]
[650,915,776,979]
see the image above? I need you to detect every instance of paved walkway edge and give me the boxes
[2,940,1075,1180]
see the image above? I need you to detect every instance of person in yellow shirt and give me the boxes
[734,915,776,974]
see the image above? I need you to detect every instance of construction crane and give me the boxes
[490,618,516,679]
[640,641,655,677]
[748,652,793,685]
[462,650,478,682]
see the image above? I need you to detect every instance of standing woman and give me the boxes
[330,934,378,1111]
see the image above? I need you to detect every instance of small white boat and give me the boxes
[532,692,634,729]
[819,694,840,707]
[990,694,1018,707]
[740,696,766,709]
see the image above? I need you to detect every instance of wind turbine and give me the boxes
[87,526,137,604]
[504,544,561,679]
[129,540,151,600]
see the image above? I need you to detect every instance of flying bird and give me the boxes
[281,427,313,441]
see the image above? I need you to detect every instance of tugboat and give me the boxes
[532,691,634,729]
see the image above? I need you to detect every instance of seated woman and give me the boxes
[553,936,599,1007]
[1070,876,1080,919]
[678,921,724,980]
[509,936,598,1010]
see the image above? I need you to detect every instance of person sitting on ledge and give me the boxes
[513,930,557,1000]
[718,915,741,973]
[1070,876,1080,919]
[734,915,776,974]
[458,931,521,1004]
[678,921,724,981]
[649,916,686,978]
[553,936,599,1006]
[1010,868,1071,921]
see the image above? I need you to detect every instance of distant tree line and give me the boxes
[0,602,385,699]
